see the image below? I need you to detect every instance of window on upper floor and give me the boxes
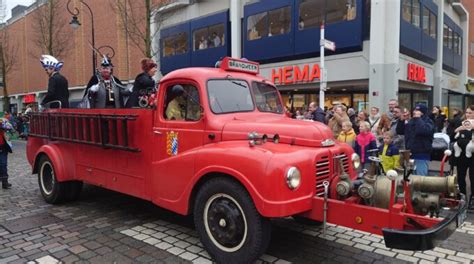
[448,27,453,49]
[412,0,420,28]
[162,32,188,57]
[402,0,411,23]
[429,12,436,39]
[298,0,356,31]
[443,24,449,47]
[193,23,225,51]
[422,7,436,39]
[422,7,429,35]
[453,32,459,55]
[470,42,474,56]
[457,34,462,55]
[247,6,291,40]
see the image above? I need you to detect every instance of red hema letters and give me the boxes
[407,63,426,83]
[272,64,320,85]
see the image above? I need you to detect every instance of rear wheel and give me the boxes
[38,155,69,204]
[194,178,271,263]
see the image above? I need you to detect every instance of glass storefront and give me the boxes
[281,92,367,112]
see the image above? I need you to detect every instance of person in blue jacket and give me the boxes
[404,104,434,176]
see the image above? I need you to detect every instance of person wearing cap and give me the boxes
[126,58,157,108]
[40,55,69,108]
[404,104,434,176]
[84,56,128,108]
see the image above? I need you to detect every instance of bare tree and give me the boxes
[112,0,173,58]
[31,0,71,58]
[0,27,18,112]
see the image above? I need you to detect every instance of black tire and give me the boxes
[293,215,323,226]
[37,155,69,204]
[193,178,271,264]
[66,181,83,201]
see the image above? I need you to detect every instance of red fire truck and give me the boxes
[27,57,466,263]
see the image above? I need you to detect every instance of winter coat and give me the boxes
[405,115,434,160]
[311,107,326,124]
[447,113,463,141]
[337,129,356,148]
[379,143,400,171]
[126,72,156,108]
[42,72,69,108]
[328,112,350,138]
[354,131,377,164]
[429,113,447,133]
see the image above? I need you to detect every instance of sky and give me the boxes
[3,0,34,21]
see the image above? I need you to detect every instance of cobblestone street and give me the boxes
[1,141,474,263]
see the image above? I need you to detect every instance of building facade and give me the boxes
[0,0,151,113]
[154,0,472,114]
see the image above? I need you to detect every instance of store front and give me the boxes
[398,59,433,111]
[260,53,370,113]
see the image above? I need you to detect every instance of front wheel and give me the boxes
[193,178,271,263]
[38,155,69,204]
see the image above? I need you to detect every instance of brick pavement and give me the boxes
[0,140,473,263]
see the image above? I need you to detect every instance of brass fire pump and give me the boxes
[335,150,459,216]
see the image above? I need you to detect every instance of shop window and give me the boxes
[163,32,188,57]
[422,7,429,36]
[402,0,411,23]
[326,0,357,24]
[429,12,436,39]
[411,0,420,28]
[443,24,448,47]
[268,6,291,36]
[247,12,268,40]
[193,23,225,51]
[299,0,323,30]
[470,42,474,56]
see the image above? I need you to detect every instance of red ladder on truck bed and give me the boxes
[29,112,140,152]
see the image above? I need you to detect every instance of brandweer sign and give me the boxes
[407,63,426,83]
[272,64,320,85]
[228,60,259,73]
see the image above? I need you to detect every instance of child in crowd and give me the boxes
[337,121,356,148]
[379,131,400,172]
[354,121,378,169]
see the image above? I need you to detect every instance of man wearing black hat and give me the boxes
[404,104,435,176]
[84,56,130,108]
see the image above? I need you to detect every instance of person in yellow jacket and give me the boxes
[379,131,400,171]
[337,121,356,148]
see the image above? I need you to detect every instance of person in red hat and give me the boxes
[126,58,157,108]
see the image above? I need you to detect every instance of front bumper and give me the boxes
[382,196,467,251]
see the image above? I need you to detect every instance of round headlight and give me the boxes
[286,167,301,190]
[351,153,361,169]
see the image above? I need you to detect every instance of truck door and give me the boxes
[151,81,205,204]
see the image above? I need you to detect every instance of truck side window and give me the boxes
[164,84,201,121]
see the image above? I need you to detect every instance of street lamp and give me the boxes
[67,0,95,75]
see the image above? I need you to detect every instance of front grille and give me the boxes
[315,152,350,196]
[315,155,330,196]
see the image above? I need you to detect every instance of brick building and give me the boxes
[0,0,154,113]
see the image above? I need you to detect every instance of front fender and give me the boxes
[32,143,75,182]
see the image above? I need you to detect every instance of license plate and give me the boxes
[457,206,467,228]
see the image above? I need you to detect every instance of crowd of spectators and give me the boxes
[287,100,474,208]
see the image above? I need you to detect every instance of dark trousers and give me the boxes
[0,151,8,182]
[457,160,474,198]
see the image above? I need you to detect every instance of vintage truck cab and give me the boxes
[27,57,466,263]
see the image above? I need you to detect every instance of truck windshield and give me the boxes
[252,82,284,114]
[207,79,254,114]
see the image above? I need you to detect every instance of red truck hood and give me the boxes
[221,115,334,147]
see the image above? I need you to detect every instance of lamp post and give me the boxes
[67,0,95,75]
